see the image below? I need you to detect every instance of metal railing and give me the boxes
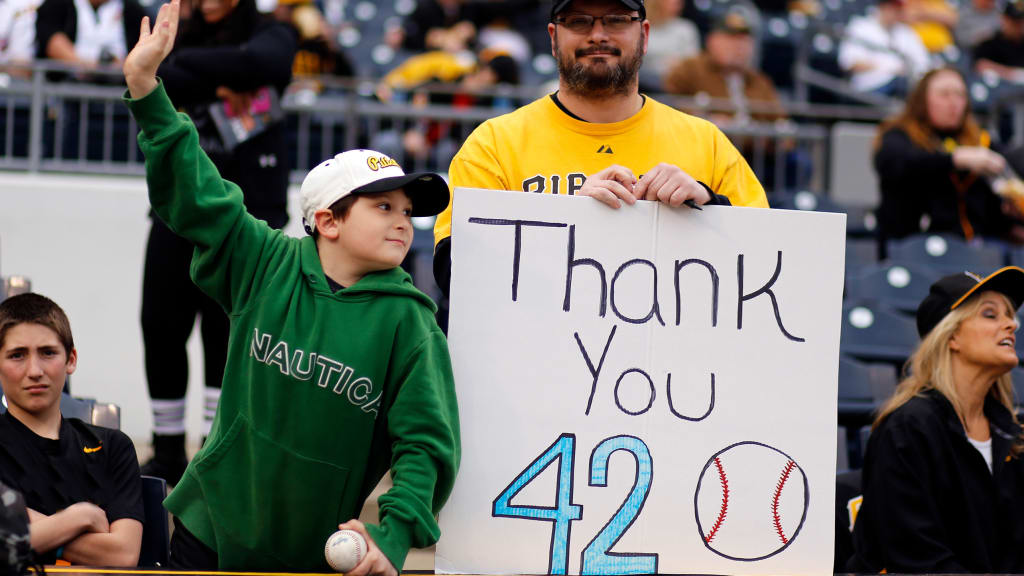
[7,59,1018,196]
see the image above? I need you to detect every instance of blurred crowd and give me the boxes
[0,0,1023,246]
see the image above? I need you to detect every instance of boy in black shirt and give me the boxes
[0,293,143,566]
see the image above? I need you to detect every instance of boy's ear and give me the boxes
[65,348,78,376]
[314,209,341,240]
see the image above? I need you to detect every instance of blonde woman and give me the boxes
[849,267,1024,572]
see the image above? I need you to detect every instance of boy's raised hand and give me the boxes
[123,0,180,99]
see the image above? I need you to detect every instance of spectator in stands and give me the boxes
[663,9,783,125]
[432,0,769,313]
[34,0,144,68]
[838,0,931,96]
[954,0,1002,51]
[138,0,295,485]
[0,293,143,567]
[849,267,1024,573]
[639,0,699,91]
[399,0,480,52]
[973,0,1024,83]
[874,67,1022,246]
[0,0,40,70]
[905,0,959,53]
[272,0,352,85]
[375,50,519,169]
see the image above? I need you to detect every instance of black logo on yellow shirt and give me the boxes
[596,145,614,154]
[83,444,102,454]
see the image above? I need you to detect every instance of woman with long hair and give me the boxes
[849,267,1024,572]
[874,66,1021,247]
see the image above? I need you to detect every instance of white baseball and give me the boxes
[324,529,366,572]
[695,441,808,561]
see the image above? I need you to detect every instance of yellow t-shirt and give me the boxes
[434,94,769,244]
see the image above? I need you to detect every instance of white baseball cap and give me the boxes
[299,149,449,235]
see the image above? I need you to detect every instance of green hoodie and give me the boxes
[125,83,460,572]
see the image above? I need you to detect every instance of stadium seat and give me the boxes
[834,469,863,572]
[772,191,878,237]
[91,401,121,429]
[886,233,1005,276]
[60,394,95,422]
[840,301,919,367]
[837,424,850,471]
[59,395,122,429]
[845,237,878,274]
[838,356,891,428]
[139,475,170,567]
[844,260,941,314]
[843,204,878,238]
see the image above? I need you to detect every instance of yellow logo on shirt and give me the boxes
[83,445,102,454]
[367,156,399,171]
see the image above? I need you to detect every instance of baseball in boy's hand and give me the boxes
[325,529,366,572]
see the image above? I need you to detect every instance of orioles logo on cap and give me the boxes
[367,156,399,171]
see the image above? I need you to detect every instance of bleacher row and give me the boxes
[332,0,1024,109]
[777,189,1024,470]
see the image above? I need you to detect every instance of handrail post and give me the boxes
[27,66,45,173]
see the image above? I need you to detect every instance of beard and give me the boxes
[555,33,644,97]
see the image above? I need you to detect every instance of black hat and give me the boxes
[1006,0,1024,20]
[711,10,754,34]
[916,267,1024,337]
[551,0,646,20]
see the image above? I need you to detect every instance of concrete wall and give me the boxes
[0,171,308,445]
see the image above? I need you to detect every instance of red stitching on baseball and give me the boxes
[706,457,729,543]
[772,460,796,545]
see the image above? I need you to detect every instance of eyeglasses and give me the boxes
[553,14,643,33]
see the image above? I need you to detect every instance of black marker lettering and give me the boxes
[737,251,804,342]
[611,259,665,326]
[563,225,608,316]
[573,325,617,416]
[468,218,567,302]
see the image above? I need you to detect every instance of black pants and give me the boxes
[169,516,219,570]
[141,218,230,401]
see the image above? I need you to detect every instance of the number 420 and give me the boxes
[492,433,656,575]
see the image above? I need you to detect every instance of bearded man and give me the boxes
[432,0,769,301]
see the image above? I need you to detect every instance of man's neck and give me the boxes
[555,84,644,123]
[7,404,61,440]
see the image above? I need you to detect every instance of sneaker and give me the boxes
[141,433,188,486]
[140,456,188,487]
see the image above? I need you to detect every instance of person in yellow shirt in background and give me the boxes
[432,0,768,306]
[906,0,959,52]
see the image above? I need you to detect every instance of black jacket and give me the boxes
[874,128,1012,243]
[849,390,1024,573]
[156,4,295,223]
[35,0,145,60]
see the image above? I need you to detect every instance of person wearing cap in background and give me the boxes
[432,0,768,312]
[973,0,1024,84]
[663,9,784,125]
[848,267,1024,573]
[838,0,932,96]
[120,3,459,573]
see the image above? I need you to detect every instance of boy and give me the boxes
[0,293,144,567]
[122,2,460,574]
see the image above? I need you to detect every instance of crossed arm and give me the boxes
[28,504,142,567]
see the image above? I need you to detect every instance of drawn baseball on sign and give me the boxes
[694,441,809,561]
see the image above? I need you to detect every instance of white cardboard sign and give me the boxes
[437,189,846,576]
